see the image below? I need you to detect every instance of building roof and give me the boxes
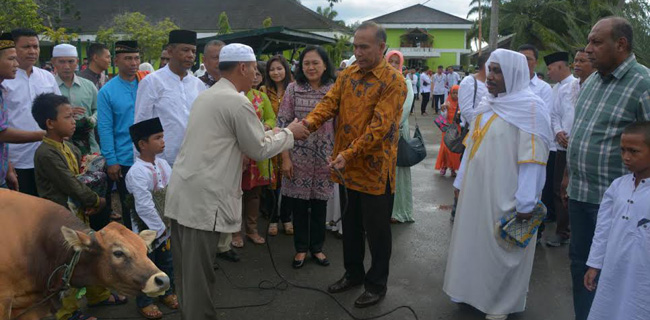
[62,0,349,34]
[197,27,336,55]
[369,4,471,25]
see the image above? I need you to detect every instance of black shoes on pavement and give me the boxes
[327,276,386,308]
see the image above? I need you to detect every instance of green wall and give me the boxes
[385,28,465,49]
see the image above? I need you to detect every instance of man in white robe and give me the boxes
[443,49,553,320]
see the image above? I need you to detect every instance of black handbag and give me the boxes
[397,121,426,167]
[443,75,478,154]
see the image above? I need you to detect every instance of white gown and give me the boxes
[587,174,650,320]
[443,113,548,315]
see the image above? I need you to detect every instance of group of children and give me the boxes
[31,93,175,319]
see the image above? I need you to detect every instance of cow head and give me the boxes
[60,222,170,297]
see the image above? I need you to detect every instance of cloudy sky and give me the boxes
[300,0,475,24]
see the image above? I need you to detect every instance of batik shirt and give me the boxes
[304,59,407,195]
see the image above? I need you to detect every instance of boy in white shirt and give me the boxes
[125,117,177,318]
[583,121,650,320]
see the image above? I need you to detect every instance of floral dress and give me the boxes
[241,89,276,190]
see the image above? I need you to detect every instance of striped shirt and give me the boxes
[567,54,650,204]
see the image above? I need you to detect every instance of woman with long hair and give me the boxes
[277,46,336,268]
[260,55,294,236]
[385,50,415,223]
[435,85,462,176]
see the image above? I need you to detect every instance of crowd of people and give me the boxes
[0,13,648,320]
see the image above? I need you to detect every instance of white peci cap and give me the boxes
[52,44,78,58]
[219,43,256,62]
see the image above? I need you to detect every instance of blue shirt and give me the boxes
[98,76,138,166]
[0,87,9,186]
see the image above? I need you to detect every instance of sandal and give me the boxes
[440,168,447,176]
[88,292,128,307]
[67,311,97,320]
[283,222,294,235]
[160,294,179,309]
[451,170,457,177]
[138,304,163,319]
[231,234,244,248]
[109,211,122,220]
[268,223,278,236]
[247,233,266,244]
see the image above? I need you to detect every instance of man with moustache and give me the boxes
[564,17,649,320]
[0,32,45,190]
[3,28,60,196]
[134,30,206,166]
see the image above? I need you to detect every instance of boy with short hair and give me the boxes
[583,121,650,320]
[125,117,177,318]
[31,93,127,320]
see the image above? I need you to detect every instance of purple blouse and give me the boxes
[278,81,335,200]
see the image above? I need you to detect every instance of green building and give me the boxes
[368,4,471,70]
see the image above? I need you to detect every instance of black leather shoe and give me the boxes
[217,249,240,262]
[354,290,386,308]
[327,276,362,294]
[292,258,305,269]
[311,254,330,266]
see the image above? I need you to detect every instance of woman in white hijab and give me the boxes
[443,49,552,320]
[139,62,155,73]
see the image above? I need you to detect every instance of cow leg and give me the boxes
[0,296,10,320]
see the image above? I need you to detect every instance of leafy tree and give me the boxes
[42,26,78,43]
[324,34,352,67]
[95,12,178,63]
[327,0,340,8]
[218,12,232,34]
[262,17,272,28]
[0,0,43,33]
[316,6,346,26]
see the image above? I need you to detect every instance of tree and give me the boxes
[95,12,179,63]
[42,26,78,43]
[0,0,43,33]
[218,12,232,34]
[262,17,272,28]
[326,0,340,8]
[324,34,352,67]
[316,6,346,26]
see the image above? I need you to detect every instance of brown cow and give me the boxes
[0,190,170,320]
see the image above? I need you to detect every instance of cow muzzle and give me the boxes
[142,272,170,297]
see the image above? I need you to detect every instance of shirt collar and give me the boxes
[599,54,637,81]
[530,74,540,87]
[559,74,575,85]
[352,59,389,78]
[42,136,66,151]
[56,74,81,88]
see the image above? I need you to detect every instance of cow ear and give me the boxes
[139,230,157,250]
[61,226,93,251]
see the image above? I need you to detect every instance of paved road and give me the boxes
[93,110,574,320]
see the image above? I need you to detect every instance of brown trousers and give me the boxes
[171,220,220,320]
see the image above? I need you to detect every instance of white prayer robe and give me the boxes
[444,112,549,315]
[586,174,650,320]
[134,66,206,165]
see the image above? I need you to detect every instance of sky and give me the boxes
[300,0,475,25]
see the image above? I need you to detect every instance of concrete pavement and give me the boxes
[92,111,574,320]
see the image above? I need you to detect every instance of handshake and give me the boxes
[273,118,311,141]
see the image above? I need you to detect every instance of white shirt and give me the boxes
[134,65,206,165]
[550,74,579,151]
[125,157,172,240]
[529,74,554,150]
[419,73,432,93]
[458,74,489,127]
[432,73,447,95]
[586,174,650,320]
[407,73,418,92]
[446,72,461,88]
[4,67,60,169]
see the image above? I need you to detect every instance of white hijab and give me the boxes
[474,49,553,148]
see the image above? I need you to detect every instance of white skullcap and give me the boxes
[52,44,78,58]
[219,43,256,62]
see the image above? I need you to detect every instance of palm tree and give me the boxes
[489,0,499,50]
[316,6,338,20]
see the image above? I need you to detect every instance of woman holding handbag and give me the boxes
[386,50,415,223]
[435,85,462,177]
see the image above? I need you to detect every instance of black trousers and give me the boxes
[539,151,556,237]
[270,189,293,223]
[106,165,132,230]
[15,168,38,196]
[420,93,430,114]
[432,94,445,113]
[290,197,327,253]
[410,94,417,113]
[341,183,394,294]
